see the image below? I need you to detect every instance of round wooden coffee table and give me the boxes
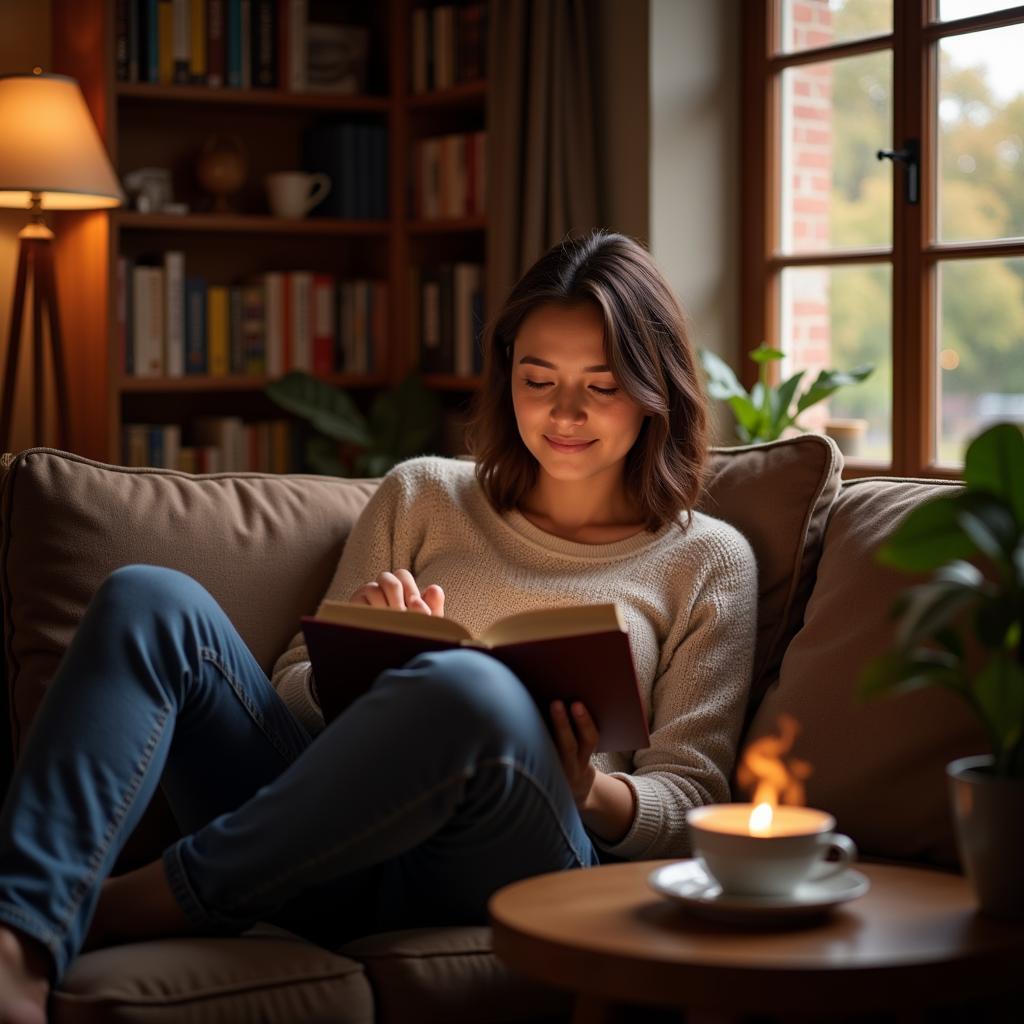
[489,860,1024,1022]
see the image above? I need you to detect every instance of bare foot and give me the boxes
[0,928,48,1024]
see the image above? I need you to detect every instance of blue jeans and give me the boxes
[0,565,598,982]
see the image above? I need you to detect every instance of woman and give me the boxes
[0,231,756,1021]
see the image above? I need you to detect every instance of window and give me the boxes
[741,0,1024,476]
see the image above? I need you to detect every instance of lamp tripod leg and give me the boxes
[37,241,70,451]
[0,240,30,453]
[32,244,45,446]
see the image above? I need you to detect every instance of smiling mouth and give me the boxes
[544,436,596,452]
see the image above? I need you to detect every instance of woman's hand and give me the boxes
[349,570,445,616]
[549,700,598,807]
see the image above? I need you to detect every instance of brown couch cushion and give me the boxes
[701,434,843,709]
[53,931,372,1023]
[742,477,987,868]
[0,449,377,764]
[339,927,570,1024]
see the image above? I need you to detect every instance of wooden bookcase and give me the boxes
[50,0,486,465]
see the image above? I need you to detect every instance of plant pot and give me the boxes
[947,754,1024,919]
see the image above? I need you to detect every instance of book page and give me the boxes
[314,599,473,644]
[480,603,626,648]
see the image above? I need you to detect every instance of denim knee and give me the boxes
[94,564,207,621]
[387,648,544,746]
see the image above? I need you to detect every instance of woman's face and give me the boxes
[511,301,647,488]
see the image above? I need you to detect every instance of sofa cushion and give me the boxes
[742,477,987,868]
[339,927,570,1024]
[53,931,373,1023]
[0,448,377,764]
[701,434,843,709]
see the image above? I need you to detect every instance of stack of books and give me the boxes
[412,131,486,220]
[115,0,370,93]
[121,417,299,473]
[119,253,387,379]
[411,262,484,376]
[410,3,487,93]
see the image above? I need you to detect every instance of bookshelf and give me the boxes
[50,0,487,468]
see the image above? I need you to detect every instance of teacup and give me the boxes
[265,171,331,219]
[686,803,857,898]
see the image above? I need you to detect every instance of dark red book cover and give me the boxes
[301,616,650,753]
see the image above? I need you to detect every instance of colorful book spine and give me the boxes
[226,0,243,86]
[263,271,284,375]
[132,266,164,377]
[291,270,313,371]
[312,273,335,375]
[163,250,185,377]
[251,0,277,87]
[115,0,131,81]
[185,277,208,374]
[207,285,230,375]
[158,0,175,84]
[241,284,266,373]
[190,0,207,82]
[229,285,244,373]
[172,0,191,84]
[207,0,226,86]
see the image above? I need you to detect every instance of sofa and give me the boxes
[0,436,984,1023]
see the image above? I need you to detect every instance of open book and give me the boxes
[301,601,650,753]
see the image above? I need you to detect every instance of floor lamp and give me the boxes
[0,70,124,453]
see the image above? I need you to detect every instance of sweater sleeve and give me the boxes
[270,468,413,733]
[598,530,758,860]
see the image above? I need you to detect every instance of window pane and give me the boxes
[780,264,892,461]
[781,52,893,254]
[938,24,1024,242]
[936,257,1024,464]
[780,0,892,54]
[938,1,1023,21]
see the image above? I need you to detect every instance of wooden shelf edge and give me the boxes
[115,82,392,112]
[119,374,389,393]
[116,212,392,236]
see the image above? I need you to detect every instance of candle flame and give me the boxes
[736,713,813,812]
[749,801,774,836]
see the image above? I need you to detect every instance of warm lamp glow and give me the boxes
[0,72,124,210]
[749,801,774,836]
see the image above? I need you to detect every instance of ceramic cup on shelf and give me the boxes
[686,804,857,898]
[265,171,332,219]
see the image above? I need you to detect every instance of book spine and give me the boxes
[457,4,485,83]
[281,272,294,370]
[185,277,208,374]
[240,0,252,89]
[206,0,225,86]
[117,255,132,374]
[251,0,276,88]
[355,123,372,219]
[163,250,185,377]
[133,266,164,377]
[438,263,454,373]
[421,269,440,373]
[115,0,131,81]
[207,285,230,375]
[226,0,242,86]
[411,7,428,94]
[263,271,284,375]
[340,280,355,371]
[172,0,191,83]
[292,270,313,371]
[158,0,175,84]
[312,273,335,375]
[229,285,244,373]
[241,284,266,374]
[288,0,306,92]
[141,0,160,83]
[276,0,289,91]
[163,423,182,470]
[190,0,207,82]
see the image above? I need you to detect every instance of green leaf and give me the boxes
[795,364,874,413]
[266,372,372,447]
[769,371,805,434]
[367,374,442,460]
[956,492,1018,566]
[964,423,1024,528]
[727,394,762,437]
[748,344,785,365]
[302,435,348,476]
[972,652,1024,764]
[698,349,748,400]
[859,649,963,702]
[892,563,984,648]
[876,495,976,572]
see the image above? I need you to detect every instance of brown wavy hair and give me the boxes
[467,231,710,531]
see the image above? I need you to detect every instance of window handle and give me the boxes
[876,139,920,205]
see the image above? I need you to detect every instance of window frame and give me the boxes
[740,0,1024,478]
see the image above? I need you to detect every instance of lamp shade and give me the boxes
[0,72,124,210]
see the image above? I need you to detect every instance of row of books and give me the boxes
[411,4,487,93]
[119,254,386,378]
[303,121,388,220]
[115,0,370,94]
[411,262,485,377]
[412,132,487,220]
[122,418,300,473]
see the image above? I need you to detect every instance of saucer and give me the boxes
[647,858,870,925]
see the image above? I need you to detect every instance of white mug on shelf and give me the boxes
[265,171,331,219]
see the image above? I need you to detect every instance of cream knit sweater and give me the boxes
[272,456,758,859]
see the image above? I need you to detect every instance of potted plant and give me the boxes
[699,344,873,445]
[860,422,1024,918]
[265,371,442,476]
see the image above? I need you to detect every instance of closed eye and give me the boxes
[523,379,552,389]
[522,380,619,396]
[590,385,619,396]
